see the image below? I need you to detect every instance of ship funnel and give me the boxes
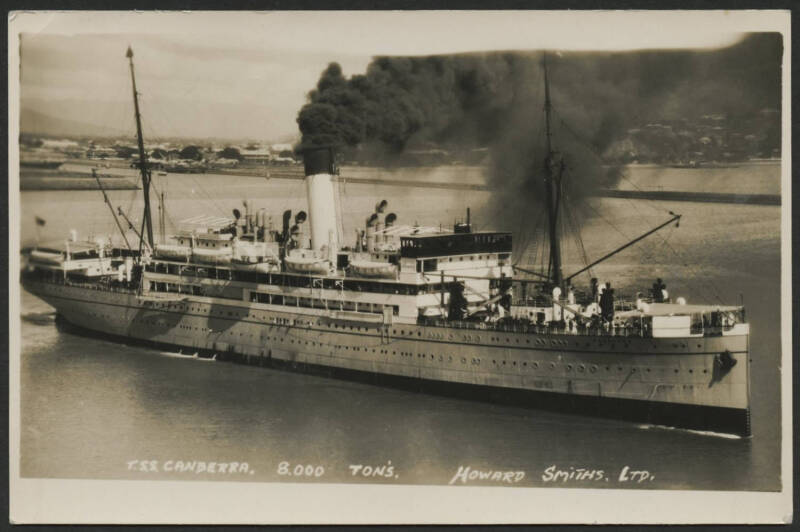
[243,200,250,232]
[375,199,388,214]
[385,212,397,225]
[454,206,473,234]
[281,209,292,244]
[295,210,309,248]
[232,208,241,220]
[301,145,339,254]
[365,213,378,252]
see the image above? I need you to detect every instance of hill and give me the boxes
[20,107,128,138]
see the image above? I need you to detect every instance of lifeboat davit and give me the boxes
[349,260,398,279]
[284,255,331,275]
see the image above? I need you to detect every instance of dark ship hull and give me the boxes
[24,278,751,436]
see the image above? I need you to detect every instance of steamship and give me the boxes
[21,49,751,436]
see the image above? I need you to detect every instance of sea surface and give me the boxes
[17,162,783,490]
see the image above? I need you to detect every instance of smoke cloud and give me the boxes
[297,33,782,238]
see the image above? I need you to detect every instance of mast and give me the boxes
[126,46,154,249]
[542,52,563,288]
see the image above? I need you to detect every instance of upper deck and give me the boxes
[399,232,512,259]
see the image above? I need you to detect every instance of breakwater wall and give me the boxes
[597,189,780,206]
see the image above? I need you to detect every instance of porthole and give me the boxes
[590,365,597,373]
[533,362,539,369]
[566,364,573,371]
[578,365,585,372]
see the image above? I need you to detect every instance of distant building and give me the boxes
[239,146,272,165]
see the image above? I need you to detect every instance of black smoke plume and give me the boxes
[297,33,782,236]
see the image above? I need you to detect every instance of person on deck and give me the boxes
[599,282,614,324]
[590,277,599,303]
[652,278,665,303]
[635,291,645,311]
[552,285,562,322]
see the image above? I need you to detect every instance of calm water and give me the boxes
[18,163,782,490]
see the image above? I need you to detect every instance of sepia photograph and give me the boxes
[8,10,792,524]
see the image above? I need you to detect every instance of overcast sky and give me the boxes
[14,11,776,142]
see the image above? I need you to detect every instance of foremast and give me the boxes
[537,52,680,291]
[126,46,155,251]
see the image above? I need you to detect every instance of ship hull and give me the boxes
[24,280,752,436]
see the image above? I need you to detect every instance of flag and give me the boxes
[35,216,46,226]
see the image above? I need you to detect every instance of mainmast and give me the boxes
[126,46,155,250]
[542,52,564,288]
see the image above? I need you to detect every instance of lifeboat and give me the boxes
[153,244,191,261]
[284,255,331,275]
[29,249,64,265]
[349,260,398,279]
[191,247,233,265]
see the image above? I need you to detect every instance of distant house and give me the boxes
[240,146,272,165]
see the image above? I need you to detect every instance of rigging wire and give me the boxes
[552,106,671,220]
[562,194,594,282]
